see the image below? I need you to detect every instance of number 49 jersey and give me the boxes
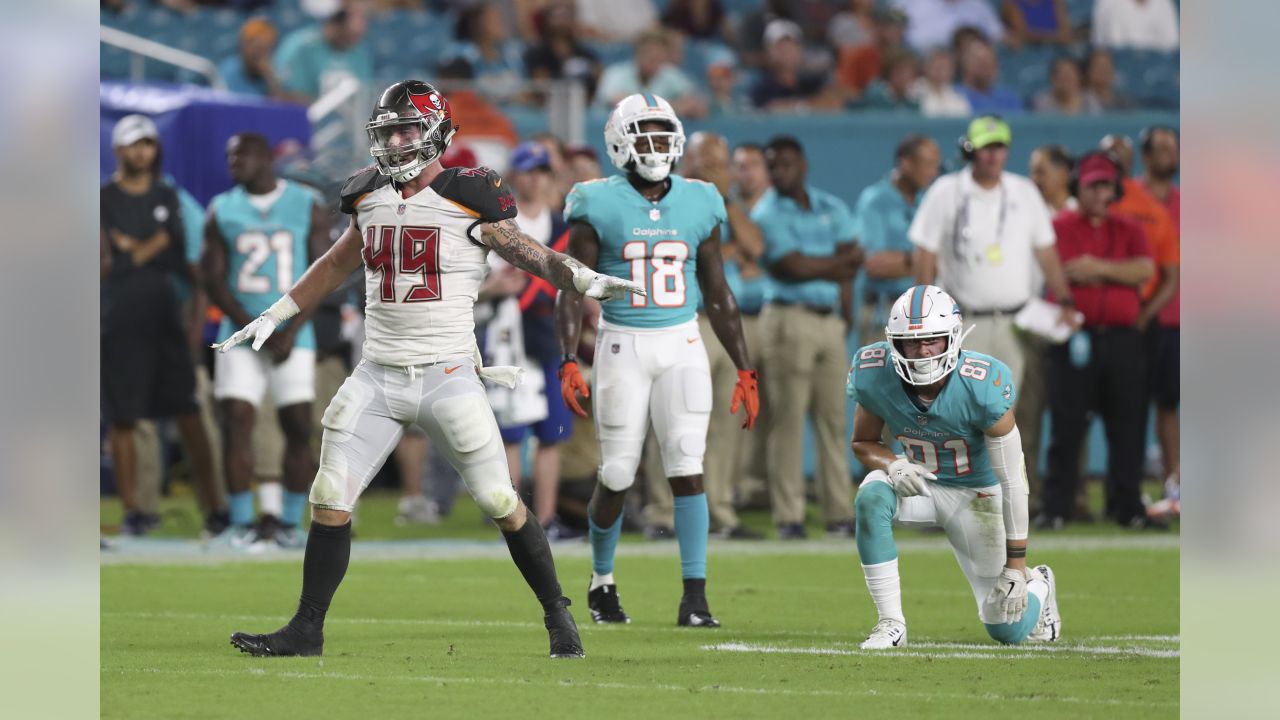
[566,174,726,328]
[211,179,317,350]
[847,342,1017,488]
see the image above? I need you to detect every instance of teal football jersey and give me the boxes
[211,180,316,350]
[565,175,726,328]
[847,342,1016,488]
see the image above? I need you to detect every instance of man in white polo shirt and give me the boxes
[909,116,1076,391]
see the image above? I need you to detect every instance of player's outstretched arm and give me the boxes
[480,218,645,301]
[214,215,363,352]
[984,408,1033,621]
[695,226,759,429]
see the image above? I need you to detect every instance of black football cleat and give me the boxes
[544,597,585,659]
[587,583,631,624]
[229,622,323,657]
[677,593,721,628]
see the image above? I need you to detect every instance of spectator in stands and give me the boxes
[594,29,707,118]
[573,0,658,43]
[1137,125,1180,501]
[754,136,862,540]
[564,144,602,186]
[750,20,843,113]
[853,134,940,346]
[909,116,1076,393]
[909,46,972,117]
[219,17,290,101]
[273,0,373,102]
[1091,0,1179,51]
[524,0,602,102]
[837,7,909,98]
[705,46,751,116]
[1032,55,1103,115]
[736,0,839,69]
[958,35,1024,114]
[661,0,728,42]
[894,0,1004,54]
[439,2,529,104]
[1082,48,1136,110]
[1030,143,1077,216]
[1042,151,1155,529]
[828,0,877,51]
[858,51,922,112]
[101,115,221,536]
[1000,0,1072,48]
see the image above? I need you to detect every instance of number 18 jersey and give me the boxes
[565,175,726,328]
[847,342,1017,488]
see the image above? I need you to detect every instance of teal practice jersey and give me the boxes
[565,175,726,328]
[847,342,1016,488]
[211,180,316,349]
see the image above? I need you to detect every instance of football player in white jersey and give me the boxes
[215,80,644,660]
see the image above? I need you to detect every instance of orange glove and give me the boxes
[559,360,590,418]
[730,369,760,430]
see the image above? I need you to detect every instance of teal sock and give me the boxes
[984,594,1043,644]
[228,491,255,528]
[673,493,709,579]
[588,509,623,576]
[855,481,898,564]
[283,492,307,528]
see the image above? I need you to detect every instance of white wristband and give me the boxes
[264,295,300,325]
[563,258,596,294]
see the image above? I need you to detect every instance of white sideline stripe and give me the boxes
[116,665,1177,709]
[705,641,1179,660]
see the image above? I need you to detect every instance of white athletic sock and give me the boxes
[862,558,905,623]
[590,572,615,591]
[258,481,284,518]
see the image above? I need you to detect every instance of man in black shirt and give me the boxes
[101,114,221,536]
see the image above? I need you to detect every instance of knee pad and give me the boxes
[855,474,896,523]
[598,456,640,492]
[431,393,496,455]
[466,461,520,518]
[310,439,352,510]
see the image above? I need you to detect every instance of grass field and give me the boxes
[101,493,1179,719]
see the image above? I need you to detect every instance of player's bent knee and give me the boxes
[474,479,520,519]
[984,621,1029,645]
[855,476,896,523]
[598,458,639,492]
[310,439,353,510]
[431,393,495,455]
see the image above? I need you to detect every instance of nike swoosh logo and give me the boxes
[1007,581,1017,596]
[494,178,502,187]
[687,338,698,344]
[992,372,1002,386]
[444,365,462,374]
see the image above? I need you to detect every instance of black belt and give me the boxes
[965,304,1025,317]
[771,299,834,316]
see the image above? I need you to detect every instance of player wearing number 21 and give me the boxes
[214,81,646,660]
[847,285,1062,649]
[556,94,760,628]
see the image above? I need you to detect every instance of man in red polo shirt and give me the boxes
[1041,152,1155,529]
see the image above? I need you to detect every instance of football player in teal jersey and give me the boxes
[202,133,329,549]
[556,94,760,627]
[847,284,1062,648]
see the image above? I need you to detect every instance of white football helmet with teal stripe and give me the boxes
[604,93,686,183]
[886,285,969,386]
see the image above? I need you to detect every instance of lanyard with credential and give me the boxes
[951,181,1008,266]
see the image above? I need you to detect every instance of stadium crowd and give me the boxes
[100,0,1180,543]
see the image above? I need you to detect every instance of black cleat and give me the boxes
[544,597,585,659]
[677,594,721,628]
[587,583,631,624]
[229,622,324,657]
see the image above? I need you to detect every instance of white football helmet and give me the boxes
[604,93,685,183]
[885,285,971,386]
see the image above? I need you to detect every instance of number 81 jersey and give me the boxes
[847,341,1017,488]
[565,175,726,328]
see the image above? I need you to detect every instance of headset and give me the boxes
[957,114,1008,161]
[1067,149,1125,202]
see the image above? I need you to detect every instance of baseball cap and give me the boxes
[763,19,803,47]
[111,114,159,148]
[1077,153,1119,186]
[966,116,1012,149]
[510,141,551,173]
[563,144,598,162]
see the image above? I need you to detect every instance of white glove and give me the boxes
[887,457,935,498]
[986,566,1030,623]
[212,296,298,353]
[566,261,647,302]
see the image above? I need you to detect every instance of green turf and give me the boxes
[102,535,1179,718]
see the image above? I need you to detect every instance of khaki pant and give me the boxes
[1015,334,1048,502]
[253,394,285,480]
[761,303,853,526]
[963,314,1027,392]
[132,366,226,513]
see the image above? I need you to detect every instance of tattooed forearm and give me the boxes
[486,219,577,291]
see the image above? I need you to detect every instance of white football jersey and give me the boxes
[340,165,519,367]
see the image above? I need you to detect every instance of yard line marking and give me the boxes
[705,641,1179,660]
[113,665,1178,709]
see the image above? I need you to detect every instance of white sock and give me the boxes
[590,572,615,591]
[258,482,284,518]
[862,558,905,623]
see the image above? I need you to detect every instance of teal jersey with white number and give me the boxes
[565,174,727,328]
[211,180,316,349]
[847,342,1016,488]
